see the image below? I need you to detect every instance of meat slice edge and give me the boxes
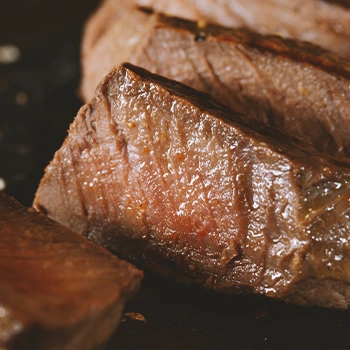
[36,64,350,309]
[136,0,350,59]
[81,7,350,158]
[0,192,143,350]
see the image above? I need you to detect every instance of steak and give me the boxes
[136,0,350,59]
[81,7,350,158]
[0,193,142,350]
[35,64,350,309]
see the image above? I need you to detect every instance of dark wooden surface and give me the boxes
[1,1,350,349]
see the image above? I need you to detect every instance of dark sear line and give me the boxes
[81,6,350,158]
[135,0,350,58]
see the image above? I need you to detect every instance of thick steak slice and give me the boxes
[136,0,350,59]
[35,64,350,309]
[81,8,350,158]
[0,193,142,350]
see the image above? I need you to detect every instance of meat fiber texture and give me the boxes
[0,193,142,350]
[136,0,350,59]
[81,6,350,159]
[35,64,350,309]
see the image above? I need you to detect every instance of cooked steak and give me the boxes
[136,0,350,59]
[81,8,350,158]
[0,193,142,350]
[35,64,350,309]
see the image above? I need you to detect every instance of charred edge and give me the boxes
[236,36,350,81]
[156,11,350,80]
[324,0,350,9]
[138,6,154,15]
[120,64,347,166]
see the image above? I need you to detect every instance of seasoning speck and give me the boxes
[0,178,6,191]
[195,33,206,42]
[0,45,21,64]
[15,92,28,106]
[197,20,207,29]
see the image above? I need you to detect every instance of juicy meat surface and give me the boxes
[81,7,350,158]
[0,193,142,350]
[35,64,350,309]
[136,0,350,59]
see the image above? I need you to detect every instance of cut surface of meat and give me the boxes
[81,7,350,158]
[35,64,350,309]
[0,193,142,350]
[136,0,350,59]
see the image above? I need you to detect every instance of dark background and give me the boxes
[1,1,350,349]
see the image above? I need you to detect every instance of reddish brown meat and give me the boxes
[0,193,142,350]
[35,64,350,309]
[81,8,350,158]
[136,0,350,58]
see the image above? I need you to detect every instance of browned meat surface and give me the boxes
[81,8,350,158]
[0,193,142,350]
[35,64,350,309]
[136,0,350,59]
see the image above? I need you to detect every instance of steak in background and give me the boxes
[35,64,350,309]
[81,8,350,158]
[0,193,142,350]
[136,0,350,59]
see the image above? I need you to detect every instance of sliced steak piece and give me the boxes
[0,193,142,350]
[81,8,350,158]
[136,0,350,59]
[35,64,350,309]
